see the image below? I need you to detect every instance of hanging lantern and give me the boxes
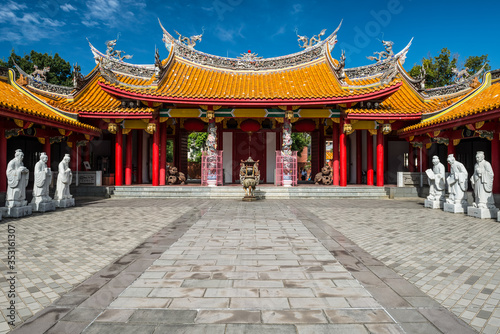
[294,119,316,132]
[183,118,205,132]
[240,119,260,133]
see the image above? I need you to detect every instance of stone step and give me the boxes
[111,186,389,199]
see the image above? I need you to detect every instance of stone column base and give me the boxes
[0,206,33,218]
[31,201,56,213]
[467,207,498,219]
[424,199,444,209]
[443,202,468,214]
[54,198,75,208]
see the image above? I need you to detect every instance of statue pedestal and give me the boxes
[467,207,498,219]
[242,195,257,202]
[54,198,75,208]
[424,199,444,209]
[443,202,468,214]
[283,179,292,187]
[207,179,217,187]
[31,201,56,213]
[1,206,32,218]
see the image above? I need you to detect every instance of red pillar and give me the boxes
[367,132,374,186]
[125,131,133,185]
[447,142,455,172]
[0,128,7,192]
[115,128,123,186]
[356,130,362,184]
[492,135,500,193]
[376,128,384,187]
[332,122,339,186]
[421,145,428,172]
[340,120,347,187]
[44,139,51,169]
[160,122,167,186]
[137,130,143,184]
[152,121,160,186]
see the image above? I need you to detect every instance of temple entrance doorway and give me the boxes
[232,131,267,183]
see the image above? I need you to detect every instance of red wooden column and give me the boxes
[492,135,500,193]
[356,130,362,184]
[125,131,133,185]
[421,144,428,172]
[137,130,143,184]
[447,141,455,172]
[115,128,123,186]
[376,128,384,187]
[0,128,7,192]
[339,119,347,187]
[367,131,374,186]
[152,121,160,186]
[160,122,167,186]
[332,122,339,186]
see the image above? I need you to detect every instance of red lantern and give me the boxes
[183,118,205,132]
[294,119,316,132]
[240,119,260,133]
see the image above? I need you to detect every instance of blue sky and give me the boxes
[1,0,498,75]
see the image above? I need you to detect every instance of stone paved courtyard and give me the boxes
[0,197,498,333]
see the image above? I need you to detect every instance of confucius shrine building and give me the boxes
[1,21,500,196]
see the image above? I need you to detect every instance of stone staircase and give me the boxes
[111,185,389,199]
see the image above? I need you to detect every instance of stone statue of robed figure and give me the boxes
[31,152,56,212]
[444,154,468,213]
[2,149,32,218]
[54,154,75,207]
[467,151,497,219]
[424,155,445,208]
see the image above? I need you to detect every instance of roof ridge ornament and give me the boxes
[175,28,204,49]
[32,65,50,82]
[105,36,133,61]
[367,40,394,62]
[296,28,327,49]
[452,67,470,83]
[238,51,263,60]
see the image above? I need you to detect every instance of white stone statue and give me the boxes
[54,154,74,206]
[32,153,52,203]
[31,153,55,212]
[426,155,445,201]
[470,151,496,209]
[446,154,468,205]
[6,149,29,208]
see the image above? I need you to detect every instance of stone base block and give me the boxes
[242,196,257,202]
[467,207,498,219]
[443,202,467,214]
[424,199,444,209]
[31,201,56,213]
[54,198,75,208]
[1,206,33,218]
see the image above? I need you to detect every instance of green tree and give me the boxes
[291,132,311,157]
[188,132,208,163]
[409,48,490,88]
[0,49,74,86]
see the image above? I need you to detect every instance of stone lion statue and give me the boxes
[314,165,333,185]
[166,166,186,185]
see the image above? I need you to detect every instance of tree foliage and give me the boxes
[188,132,208,163]
[0,49,74,86]
[291,132,311,157]
[409,48,490,89]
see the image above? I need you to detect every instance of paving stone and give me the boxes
[364,323,405,334]
[225,324,296,334]
[295,324,369,334]
[386,309,428,323]
[109,297,170,308]
[262,310,328,323]
[60,308,103,322]
[83,323,156,334]
[324,309,393,324]
[195,310,261,323]
[128,309,197,324]
[95,309,135,322]
[169,298,229,309]
[45,321,90,334]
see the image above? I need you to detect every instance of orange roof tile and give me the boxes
[0,72,99,133]
[100,56,401,103]
[400,74,500,133]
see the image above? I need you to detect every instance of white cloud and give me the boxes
[215,24,245,43]
[82,0,146,28]
[272,25,287,38]
[291,4,303,15]
[0,1,65,43]
[60,4,77,12]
